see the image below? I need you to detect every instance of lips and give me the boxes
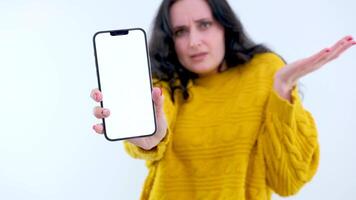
[190,52,208,61]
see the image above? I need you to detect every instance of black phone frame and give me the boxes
[92,28,157,142]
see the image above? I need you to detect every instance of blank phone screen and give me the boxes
[93,28,156,141]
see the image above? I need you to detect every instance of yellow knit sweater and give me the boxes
[124,52,319,200]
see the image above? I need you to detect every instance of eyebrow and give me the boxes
[172,18,212,30]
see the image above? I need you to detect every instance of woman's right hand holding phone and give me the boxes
[90,87,168,150]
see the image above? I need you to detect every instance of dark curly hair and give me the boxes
[149,0,273,101]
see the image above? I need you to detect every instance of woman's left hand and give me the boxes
[273,35,356,101]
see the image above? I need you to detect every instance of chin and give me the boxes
[192,68,217,76]
[190,65,218,75]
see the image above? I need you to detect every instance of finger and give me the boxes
[331,35,353,50]
[92,123,104,134]
[293,47,330,70]
[311,37,354,70]
[294,47,330,74]
[283,47,330,83]
[306,48,331,68]
[307,48,331,65]
[326,36,352,57]
[152,87,164,118]
[310,36,351,64]
[309,37,355,73]
[90,88,103,102]
[330,41,354,59]
[327,36,355,60]
[309,36,354,64]
[283,36,355,83]
[93,106,111,119]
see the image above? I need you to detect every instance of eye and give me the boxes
[174,28,188,37]
[199,21,212,29]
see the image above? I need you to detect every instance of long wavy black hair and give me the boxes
[149,0,273,101]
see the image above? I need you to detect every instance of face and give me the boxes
[170,0,225,77]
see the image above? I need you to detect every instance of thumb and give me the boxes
[152,87,164,117]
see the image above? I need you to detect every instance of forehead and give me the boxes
[170,0,213,26]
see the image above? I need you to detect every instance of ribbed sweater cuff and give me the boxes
[123,129,170,161]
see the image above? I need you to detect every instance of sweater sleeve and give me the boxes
[123,80,179,162]
[259,54,320,196]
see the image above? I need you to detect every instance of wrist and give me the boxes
[152,128,167,143]
[273,73,295,102]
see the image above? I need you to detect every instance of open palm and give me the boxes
[274,35,356,100]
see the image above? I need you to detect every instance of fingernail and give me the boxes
[347,36,353,41]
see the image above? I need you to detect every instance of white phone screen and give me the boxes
[93,28,156,141]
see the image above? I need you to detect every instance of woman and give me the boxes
[91,0,355,199]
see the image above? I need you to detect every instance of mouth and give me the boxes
[190,52,208,61]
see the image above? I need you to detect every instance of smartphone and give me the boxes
[93,28,156,141]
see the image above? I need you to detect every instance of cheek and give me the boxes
[213,35,225,61]
[219,39,225,58]
[206,27,225,60]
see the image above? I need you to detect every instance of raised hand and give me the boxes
[274,35,356,101]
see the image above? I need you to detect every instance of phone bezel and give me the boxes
[92,28,157,141]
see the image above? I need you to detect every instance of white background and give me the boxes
[0,0,355,199]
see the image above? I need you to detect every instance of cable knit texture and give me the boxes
[123,52,319,200]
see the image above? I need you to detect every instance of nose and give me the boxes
[189,29,202,48]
